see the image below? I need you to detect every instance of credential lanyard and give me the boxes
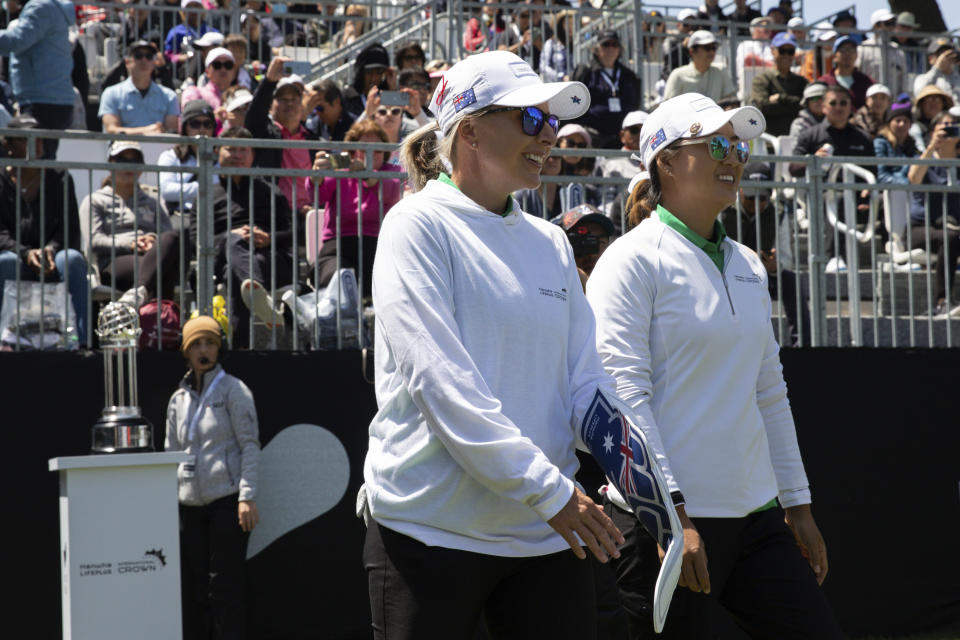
[186,370,225,444]
[600,68,620,96]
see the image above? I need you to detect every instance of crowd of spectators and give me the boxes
[1,0,960,349]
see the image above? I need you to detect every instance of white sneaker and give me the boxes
[117,285,147,309]
[824,257,847,274]
[241,279,284,329]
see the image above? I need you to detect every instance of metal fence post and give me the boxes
[196,136,215,317]
[806,156,828,347]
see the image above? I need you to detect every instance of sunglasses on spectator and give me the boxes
[132,50,154,61]
[187,118,215,129]
[826,99,850,107]
[486,106,560,137]
[697,44,719,52]
[778,47,796,55]
[600,40,620,48]
[111,153,144,164]
[376,107,403,117]
[673,134,750,164]
[626,125,641,135]
[210,60,235,71]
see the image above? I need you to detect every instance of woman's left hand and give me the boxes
[238,500,260,532]
[784,504,828,585]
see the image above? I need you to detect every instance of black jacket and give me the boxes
[572,57,641,148]
[0,169,80,260]
[790,121,874,177]
[202,175,293,250]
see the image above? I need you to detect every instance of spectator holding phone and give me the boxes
[343,43,394,119]
[913,38,960,105]
[310,119,403,298]
[304,79,356,142]
[245,56,320,215]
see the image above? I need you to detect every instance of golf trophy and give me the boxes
[90,302,154,453]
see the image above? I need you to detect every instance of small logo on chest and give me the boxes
[539,287,568,302]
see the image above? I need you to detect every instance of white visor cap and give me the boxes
[430,51,590,136]
[637,92,766,170]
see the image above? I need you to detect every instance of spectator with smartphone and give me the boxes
[910,85,953,151]
[397,67,433,128]
[245,56,321,215]
[0,116,88,345]
[913,38,960,105]
[310,119,403,299]
[343,43,394,118]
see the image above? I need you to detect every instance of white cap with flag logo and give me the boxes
[430,51,590,137]
[637,93,766,170]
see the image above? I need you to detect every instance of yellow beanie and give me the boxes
[181,315,222,354]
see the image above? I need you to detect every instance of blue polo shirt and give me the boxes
[98,78,180,127]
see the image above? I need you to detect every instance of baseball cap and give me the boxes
[276,75,304,94]
[802,82,827,103]
[832,35,857,54]
[750,16,771,27]
[125,39,157,57]
[555,204,616,236]
[771,32,797,49]
[832,10,855,25]
[204,47,234,69]
[621,110,648,130]
[741,162,772,199]
[787,17,804,29]
[677,8,697,23]
[896,12,918,29]
[107,139,144,159]
[6,114,39,129]
[627,170,650,197]
[928,37,956,56]
[870,9,895,26]
[557,123,592,146]
[194,32,224,49]
[224,88,254,112]
[181,0,202,7]
[817,29,838,43]
[430,51,589,137]
[688,30,717,47]
[181,99,215,124]
[597,29,620,44]
[866,84,891,99]
[637,92,766,170]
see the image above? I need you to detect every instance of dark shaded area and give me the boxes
[8,349,960,638]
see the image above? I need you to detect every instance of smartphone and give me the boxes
[328,151,352,169]
[943,125,960,137]
[379,90,410,107]
[282,60,312,77]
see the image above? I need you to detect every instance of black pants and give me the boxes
[603,498,844,640]
[101,231,180,299]
[769,269,811,347]
[20,103,74,159]
[910,222,960,302]
[364,518,597,640]
[315,235,377,300]
[179,493,250,640]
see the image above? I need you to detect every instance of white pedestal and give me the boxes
[50,452,191,640]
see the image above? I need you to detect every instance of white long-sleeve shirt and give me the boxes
[586,214,811,518]
[364,177,616,556]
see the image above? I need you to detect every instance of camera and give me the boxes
[943,125,960,138]
[328,151,352,169]
[567,232,601,257]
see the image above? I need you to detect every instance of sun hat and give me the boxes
[181,316,221,354]
[430,51,589,137]
[204,47,234,69]
[637,92,766,170]
[688,30,717,47]
[866,84,891,99]
[915,84,955,110]
[107,139,144,159]
[621,110,648,130]
[224,88,254,112]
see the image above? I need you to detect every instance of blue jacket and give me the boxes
[0,0,76,106]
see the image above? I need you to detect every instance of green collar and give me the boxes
[437,172,514,217]
[657,204,727,273]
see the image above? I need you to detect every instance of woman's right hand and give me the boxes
[313,152,332,171]
[265,56,290,84]
[676,505,711,593]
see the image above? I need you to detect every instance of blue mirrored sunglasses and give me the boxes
[486,106,560,137]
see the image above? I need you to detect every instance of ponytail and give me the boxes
[624,177,654,230]
[400,121,454,192]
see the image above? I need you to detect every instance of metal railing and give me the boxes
[2,129,960,351]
